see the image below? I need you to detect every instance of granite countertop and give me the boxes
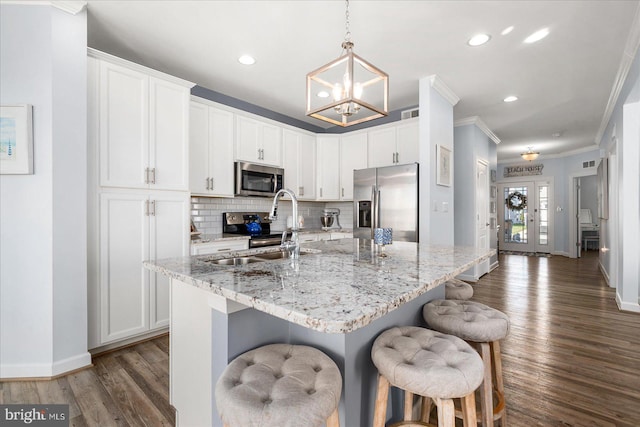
[144,238,494,334]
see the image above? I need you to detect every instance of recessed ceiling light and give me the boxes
[467,33,491,47]
[317,91,330,98]
[524,28,549,44]
[501,26,514,35]
[504,96,518,103]
[238,55,256,65]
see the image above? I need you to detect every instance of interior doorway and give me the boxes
[498,180,553,253]
[574,175,599,258]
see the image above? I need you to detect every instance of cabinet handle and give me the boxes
[145,200,150,216]
[217,248,231,252]
[396,152,399,164]
[320,188,323,198]
[145,167,150,184]
[206,177,210,190]
[149,200,156,216]
[150,168,156,184]
[210,177,214,190]
[299,186,304,196]
[342,188,345,197]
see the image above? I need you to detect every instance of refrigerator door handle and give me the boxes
[371,185,380,238]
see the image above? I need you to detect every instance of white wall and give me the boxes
[0,4,90,378]
[419,76,456,245]
[597,43,640,309]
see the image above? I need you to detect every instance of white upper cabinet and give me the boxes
[236,115,282,166]
[283,129,316,200]
[340,132,368,200]
[97,59,190,191]
[190,99,234,196]
[316,136,341,200]
[367,119,419,167]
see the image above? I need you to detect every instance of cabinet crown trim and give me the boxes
[88,48,195,88]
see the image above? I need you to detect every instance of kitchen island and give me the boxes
[144,238,495,427]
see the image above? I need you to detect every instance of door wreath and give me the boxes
[506,191,527,211]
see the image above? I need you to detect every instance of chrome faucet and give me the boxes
[269,188,300,260]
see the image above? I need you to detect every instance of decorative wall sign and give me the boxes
[0,105,33,174]
[436,144,452,186]
[503,164,543,178]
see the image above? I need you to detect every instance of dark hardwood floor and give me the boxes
[1,251,639,426]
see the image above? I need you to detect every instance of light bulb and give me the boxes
[354,82,363,99]
[333,83,343,101]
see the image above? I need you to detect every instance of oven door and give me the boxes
[235,162,284,197]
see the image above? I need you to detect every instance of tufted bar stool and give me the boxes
[215,344,342,427]
[371,326,484,427]
[444,278,474,300]
[423,300,510,427]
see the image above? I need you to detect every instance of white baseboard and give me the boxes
[0,351,92,380]
[489,261,499,272]
[598,261,613,287]
[616,292,640,313]
[552,250,570,257]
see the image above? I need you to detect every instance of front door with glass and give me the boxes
[499,181,552,253]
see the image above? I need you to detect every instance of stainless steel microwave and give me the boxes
[234,162,284,197]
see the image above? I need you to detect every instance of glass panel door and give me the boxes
[499,181,553,253]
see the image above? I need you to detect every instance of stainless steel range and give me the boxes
[223,212,288,248]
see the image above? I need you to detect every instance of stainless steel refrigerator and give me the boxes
[353,163,419,242]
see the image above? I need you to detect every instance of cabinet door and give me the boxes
[368,127,396,167]
[100,192,149,343]
[298,134,316,200]
[283,129,300,194]
[149,193,190,329]
[189,102,210,194]
[99,61,149,189]
[209,107,235,196]
[260,122,282,166]
[340,133,368,200]
[235,116,260,163]
[316,136,341,200]
[396,121,419,165]
[149,77,190,191]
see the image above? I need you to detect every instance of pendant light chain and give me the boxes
[344,0,351,43]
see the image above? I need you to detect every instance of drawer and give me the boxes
[191,239,249,255]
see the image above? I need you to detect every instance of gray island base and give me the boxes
[144,238,495,427]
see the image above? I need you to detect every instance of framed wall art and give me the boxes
[0,105,33,174]
[490,185,497,199]
[436,144,452,187]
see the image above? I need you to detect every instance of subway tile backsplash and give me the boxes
[191,197,354,235]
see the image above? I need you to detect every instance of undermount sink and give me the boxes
[205,249,317,266]
[208,256,262,265]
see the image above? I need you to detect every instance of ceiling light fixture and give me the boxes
[238,55,256,65]
[306,0,388,127]
[501,26,514,35]
[521,147,540,161]
[468,33,491,46]
[504,95,518,103]
[524,28,549,44]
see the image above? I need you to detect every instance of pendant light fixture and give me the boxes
[521,147,540,161]
[306,0,389,127]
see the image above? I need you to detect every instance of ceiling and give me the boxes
[86,1,640,160]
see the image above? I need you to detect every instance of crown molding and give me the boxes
[499,145,600,164]
[454,116,501,144]
[1,1,86,14]
[52,1,86,14]
[595,2,640,144]
[88,48,195,88]
[427,75,460,107]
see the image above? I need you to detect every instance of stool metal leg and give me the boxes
[373,374,390,427]
[478,342,493,427]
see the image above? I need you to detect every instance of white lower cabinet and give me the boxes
[94,191,189,347]
[191,239,249,255]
